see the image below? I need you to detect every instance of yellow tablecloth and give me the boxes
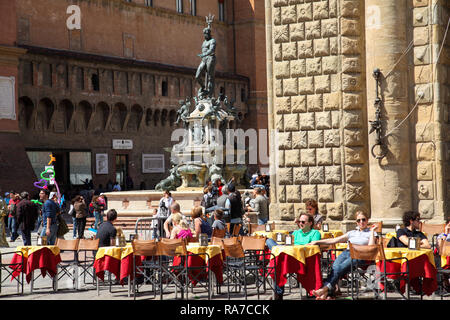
[95,244,133,261]
[379,247,435,267]
[270,245,321,265]
[16,246,60,258]
[442,255,449,269]
[253,230,290,241]
[186,243,222,262]
[320,230,344,239]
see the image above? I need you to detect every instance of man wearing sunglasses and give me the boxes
[266,212,321,299]
[309,211,377,300]
[395,211,430,249]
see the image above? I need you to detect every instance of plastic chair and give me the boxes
[131,239,159,300]
[54,238,80,291]
[231,224,242,237]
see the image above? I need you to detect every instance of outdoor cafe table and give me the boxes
[94,244,142,284]
[173,243,224,285]
[320,230,343,239]
[268,244,322,295]
[253,230,290,241]
[376,247,437,296]
[10,246,61,284]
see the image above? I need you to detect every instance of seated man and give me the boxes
[266,212,321,300]
[395,211,431,249]
[96,209,118,247]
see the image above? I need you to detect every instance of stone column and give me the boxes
[365,0,412,226]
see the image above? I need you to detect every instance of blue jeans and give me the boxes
[8,217,18,241]
[40,223,58,245]
[94,211,103,230]
[72,217,77,237]
[20,229,32,246]
[324,249,368,293]
[258,218,268,225]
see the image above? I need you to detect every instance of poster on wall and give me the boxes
[96,153,108,174]
[142,154,164,173]
[0,76,16,120]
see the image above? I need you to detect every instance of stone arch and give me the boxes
[110,102,127,132]
[127,104,143,132]
[92,101,110,133]
[161,109,168,126]
[153,109,160,127]
[18,96,34,131]
[58,99,75,132]
[169,109,177,126]
[145,108,152,126]
[36,97,55,130]
[74,100,93,133]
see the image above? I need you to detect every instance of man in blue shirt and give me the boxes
[40,191,60,245]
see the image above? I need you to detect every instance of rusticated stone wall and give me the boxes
[266,0,449,231]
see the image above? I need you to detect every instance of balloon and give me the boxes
[40,167,55,181]
[33,178,49,189]
[48,154,56,165]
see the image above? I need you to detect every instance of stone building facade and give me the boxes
[0,0,267,193]
[266,0,450,230]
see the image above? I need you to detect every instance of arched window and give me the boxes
[219,0,225,21]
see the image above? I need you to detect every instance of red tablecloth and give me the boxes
[376,248,437,296]
[10,246,61,284]
[173,244,224,285]
[268,245,323,295]
[94,245,143,285]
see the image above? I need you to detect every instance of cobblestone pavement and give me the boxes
[0,226,448,301]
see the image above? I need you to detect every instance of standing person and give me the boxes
[216,184,231,222]
[309,211,378,300]
[96,209,118,247]
[35,189,47,232]
[91,195,105,230]
[305,199,323,230]
[68,198,77,239]
[246,187,269,225]
[41,191,61,245]
[158,190,173,237]
[16,192,39,246]
[0,194,9,247]
[227,184,244,235]
[7,193,20,242]
[73,195,87,239]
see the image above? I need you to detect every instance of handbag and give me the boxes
[57,214,69,237]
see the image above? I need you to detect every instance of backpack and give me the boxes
[201,194,215,209]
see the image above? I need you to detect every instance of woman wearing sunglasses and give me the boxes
[309,211,377,300]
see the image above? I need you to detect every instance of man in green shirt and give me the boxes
[266,211,321,299]
[292,213,321,245]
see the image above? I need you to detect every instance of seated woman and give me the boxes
[266,212,321,300]
[192,206,212,238]
[437,218,450,254]
[170,213,193,239]
[309,211,377,300]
